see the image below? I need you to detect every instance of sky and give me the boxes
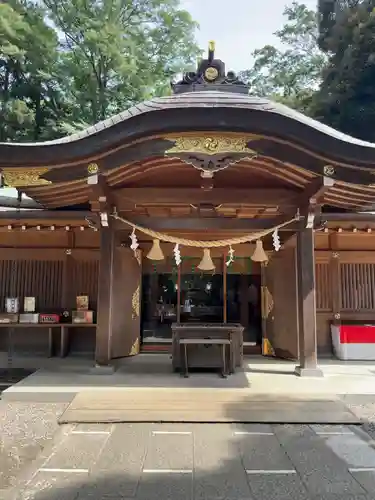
[180,0,318,71]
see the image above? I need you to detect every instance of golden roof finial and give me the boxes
[208,40,215,63]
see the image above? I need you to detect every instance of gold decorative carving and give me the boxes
[87,162,99,174]
[262,338,275,357]
[204,67,218,81]
[134,249,141,266]
[129,337,140,356]
[132,284,140,319]
[165,136,257,156]
[2,168,51,187]
[323,164,335,176]
[261,286,274,319]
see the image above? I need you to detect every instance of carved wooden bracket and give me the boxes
[165,135,257,175]
[1,168,51,187]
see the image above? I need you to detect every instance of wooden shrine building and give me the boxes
[1,43,375,376]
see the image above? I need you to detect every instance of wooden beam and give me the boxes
[323,212,375,222]
[0,210,92,220]
[299,176,334,205]
[295,224,323,377]
[89,174,116,213]
[121,214,299,231]
[297,177,334,229]
[95,225,115,366]
[113,188,298,207]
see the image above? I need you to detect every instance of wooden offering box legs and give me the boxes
[171,323,244,375]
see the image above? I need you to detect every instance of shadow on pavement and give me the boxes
[4,392,375,500]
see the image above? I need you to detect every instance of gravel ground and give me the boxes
[344,396,375,438]
[0,402,67,493]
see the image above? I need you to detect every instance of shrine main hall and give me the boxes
[1,44,375,377]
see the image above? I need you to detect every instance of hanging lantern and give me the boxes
[197,248,215,271]
[147,239,164,260]
[251,240,268,263]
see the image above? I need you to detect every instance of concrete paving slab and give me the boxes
[15,470,87,500]
[310,424,355,435]
[41,433,109,471]
[273,425,367,496]
[76,472,141,499]
[71,423,113,434]
[231,423,274,434]
[89,424,148,497]
[324,434,375,468]
[143,432,193,471]
[309,495,375,500]
[7,421,375,500]
[137,472,193,500]
[193,426,253,500]
[236,433,295,472]
[350,471,375,495]
[246,473,310,500]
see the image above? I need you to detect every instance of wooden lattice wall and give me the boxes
[315,252,375,313]
[0,249,99,312]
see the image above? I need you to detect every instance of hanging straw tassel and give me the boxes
[197,248,215,271]
[251,239,268,263]
[146,239,164,261]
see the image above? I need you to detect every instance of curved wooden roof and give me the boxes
[1,91,375,211]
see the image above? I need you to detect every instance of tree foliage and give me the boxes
[0,0,61,141]
[241,1,375,142]
[240,2,328,113]
[312,0,375,140]
[318,0,362,51]
[0,0,199,142]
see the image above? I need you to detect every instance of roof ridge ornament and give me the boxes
[171,41,249,95]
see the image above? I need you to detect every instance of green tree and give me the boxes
[43,0,199,127]
[0,0,61,141]
[318,0,361,50]
[240,2,327,113]
[0,0,199,142]
[312,0,375,141]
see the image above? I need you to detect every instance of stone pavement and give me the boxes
[7,422,375,500]
[3,356,375,402]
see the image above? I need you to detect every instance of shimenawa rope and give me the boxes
[110,212,300,248]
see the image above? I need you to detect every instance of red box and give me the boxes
[39,313,60,324]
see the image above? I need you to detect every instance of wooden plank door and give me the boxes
[261,248,299,359]
[111,248,142,359]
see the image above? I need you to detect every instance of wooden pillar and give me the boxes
[177,264,181,323]
[61,232,75,310]
[329,234,341,323]
[240,274,249,328]
[95,225,115,366]
[295,226,323,377]
[223,253,227,323]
